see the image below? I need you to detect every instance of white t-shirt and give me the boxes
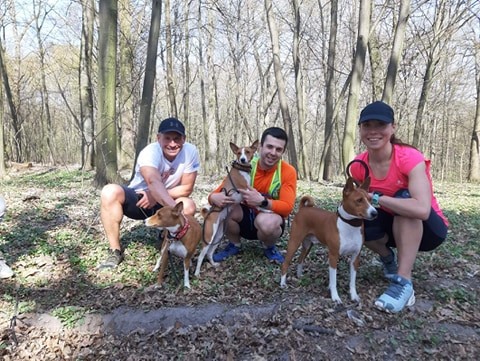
[128,142,200,191]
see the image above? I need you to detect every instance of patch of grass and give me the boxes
[433,286,477,304]
[51,306,86,329]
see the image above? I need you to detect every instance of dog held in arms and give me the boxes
[194,140,259,276]
[145,201,202,288]
[280,177,377,303]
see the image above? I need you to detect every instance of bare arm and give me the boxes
[374,162,432,220]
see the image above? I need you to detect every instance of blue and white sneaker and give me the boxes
[264,246,284,264]
[379,248,398,280]
[213,242,241,262]
[375,275,415,313]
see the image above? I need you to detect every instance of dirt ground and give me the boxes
[0,166,479,360]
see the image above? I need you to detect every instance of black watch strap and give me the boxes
[260,197,269,208]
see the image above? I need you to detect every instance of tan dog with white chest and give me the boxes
[194,140,259,276]
[145,201,202,288]
[280,177,377,303]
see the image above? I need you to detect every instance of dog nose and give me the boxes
[370,208,378,219]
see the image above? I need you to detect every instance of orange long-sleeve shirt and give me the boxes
[209,160,297,218]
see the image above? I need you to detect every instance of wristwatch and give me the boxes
[260,197,269,208]
[371,191,382,208]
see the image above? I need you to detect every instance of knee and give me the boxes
[101,184,123,204]
[178,198,196,216]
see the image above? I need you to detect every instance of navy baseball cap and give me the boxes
[158,117,186,136]
[358,101,394,124]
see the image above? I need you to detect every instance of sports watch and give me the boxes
[260,197,269,208]
[371,191,382,208]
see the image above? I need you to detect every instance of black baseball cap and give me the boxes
[158,117,186,136]
[358,101,394,124]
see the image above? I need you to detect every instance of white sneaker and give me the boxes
[0,259,14,279]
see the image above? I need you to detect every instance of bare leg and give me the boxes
[100,184,126,251]
[392,216,422,280]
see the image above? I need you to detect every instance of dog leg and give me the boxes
[328,252,342,303]
[155,233,170,285]
[194,245,209,276]
[184,256,191,288]
[349,254,361,302]
[296,237,313,278]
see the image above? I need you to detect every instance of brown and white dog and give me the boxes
[280,177,377,303]
[145,201,202,288]
[194,140,259,276]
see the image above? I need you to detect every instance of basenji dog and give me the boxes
[145,201,202,288]
[280,177,377,303]
[194,140,259,276]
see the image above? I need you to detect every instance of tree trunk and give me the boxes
[95,0,120,186]
[131,0,162,181]
[34,4,55,165]
[382,0,410,104]
[468,59,480,181]
[292,0,308,180]
[0,37,22,162]
[165,0,178,117]
[342,0,370,168]
[264,0,298,169]
[320,0,338,181]
[80,0,95,171]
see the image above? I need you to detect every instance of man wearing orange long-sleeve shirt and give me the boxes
[208,127,297,263]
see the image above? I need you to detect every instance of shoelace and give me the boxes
[384,280,409,300]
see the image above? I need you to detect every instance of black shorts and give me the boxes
[363,189,448,251]
[121,186,162,220]
[238,204,286,240]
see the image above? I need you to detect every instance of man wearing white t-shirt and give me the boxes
[98,118,201,269]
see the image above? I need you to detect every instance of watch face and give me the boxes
[261,198,268,207]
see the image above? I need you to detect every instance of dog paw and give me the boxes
[211,261,220,268]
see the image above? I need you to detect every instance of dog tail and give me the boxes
[299,195,315,208]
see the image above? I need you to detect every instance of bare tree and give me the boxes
[79,0,95,170]
[95,0,120,186]
[320,0,338,181]
[469,34,480,181]
[342,0,370,168]
[131,0,162,181]
[382,0,411,104]
[165,0,177,117]
[412,0,472,148]
[291,0,308,179]
[264,0,297,168]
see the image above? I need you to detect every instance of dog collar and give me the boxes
[337,208,363,227]
[231,160,252,172]
[170,215,190,240]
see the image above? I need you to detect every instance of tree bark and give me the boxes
[131,0,162,181]
[468,56,480,181]
[264,0,298,169]
[382,0,410,104]
[292,0,308,180]
[95,0,120,186]
[80,0,95,171]
[342,0,370,168]
[165,0,178,117]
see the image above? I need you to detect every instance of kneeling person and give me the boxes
[98,118,200,269]
[208,127,297,264]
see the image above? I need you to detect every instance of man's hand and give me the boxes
[136,190,156,209]
[210,192,235,208]
[239,186,264,207]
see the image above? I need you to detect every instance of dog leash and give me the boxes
[345,159,369,184]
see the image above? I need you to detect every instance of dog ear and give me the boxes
[360,176,371,190]
[230,142,239,153]
[344,177,356,195]
[173,201,184,215]
[251,140,259,149]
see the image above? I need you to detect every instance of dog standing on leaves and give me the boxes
[195,140,259,276]
[145,201,202,288]
[280,177,377,303]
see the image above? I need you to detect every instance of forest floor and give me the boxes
[0,165,479,360]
